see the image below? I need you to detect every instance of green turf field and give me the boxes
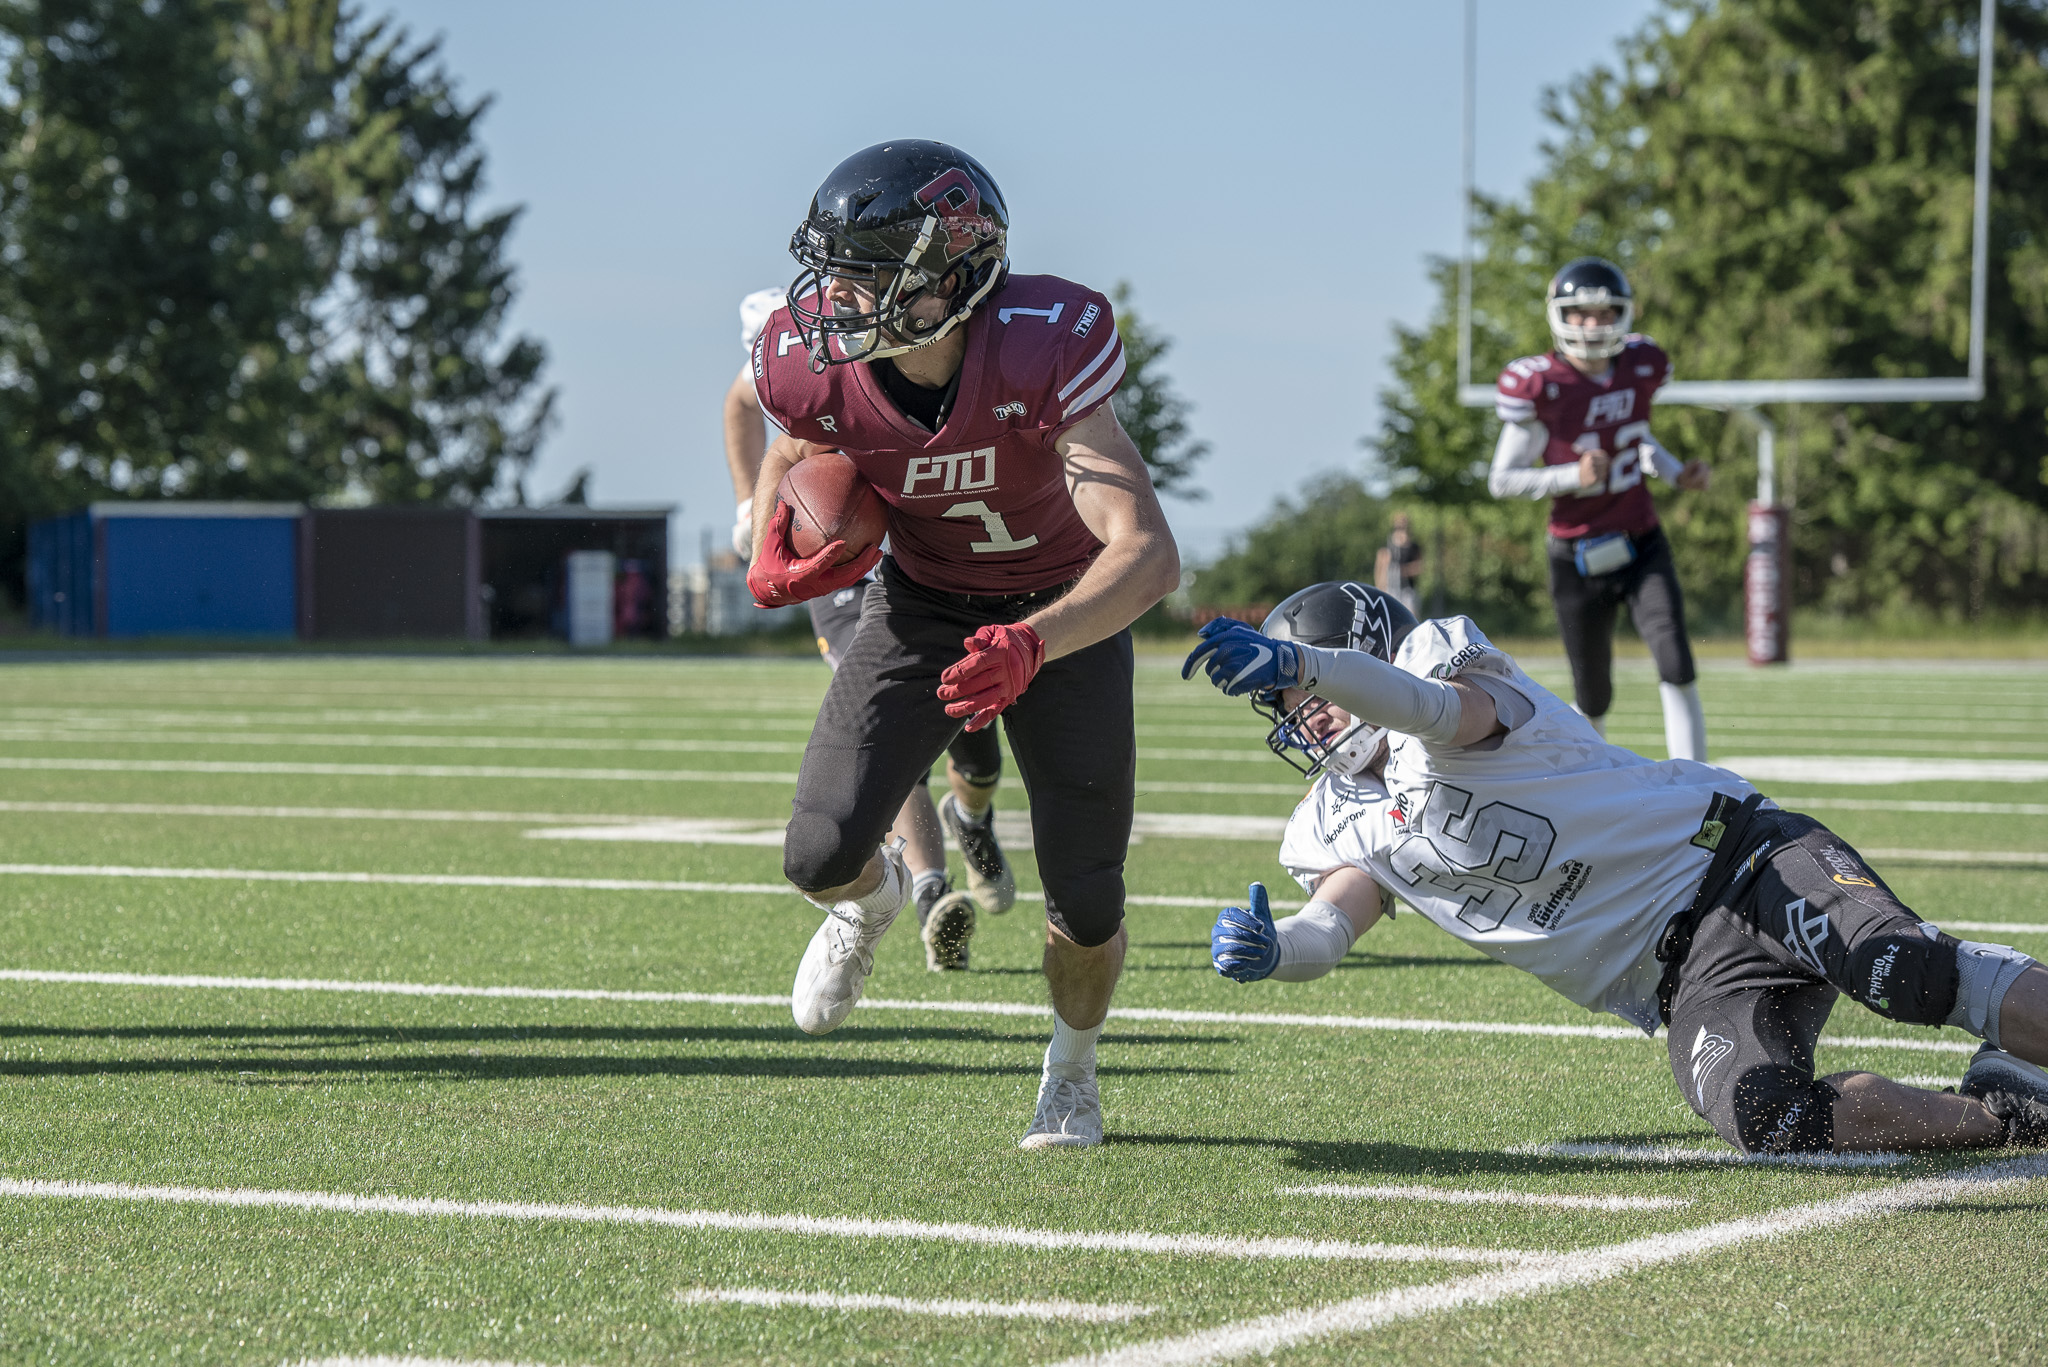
[0,650,2043,1365]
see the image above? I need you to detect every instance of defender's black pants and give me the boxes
[786,557,1135,946]
[1547,525,1695,718]
[1666,813,1960,1154]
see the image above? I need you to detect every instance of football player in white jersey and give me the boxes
[1183,584,2048,1156]
[724,289,1016,968]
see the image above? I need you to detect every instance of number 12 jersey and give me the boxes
[1279,617,1760,1033]
[752,273,1124,595]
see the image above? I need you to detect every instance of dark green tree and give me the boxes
[0,0,551,604]
[1110,283,1209,497]
[1371,0,2048,626]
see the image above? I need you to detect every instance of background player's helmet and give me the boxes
[1254,582,1419,778]
[1546,257,1634,361]
[786,140,1009,371]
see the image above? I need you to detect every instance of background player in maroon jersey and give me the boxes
[745,141,1180,1149]
[1489,257,1713,761]
[725,289,1015,971]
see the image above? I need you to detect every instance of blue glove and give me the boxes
[1181,618,1301,697]
[1211,882,1280,982]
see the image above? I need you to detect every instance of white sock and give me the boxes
[948,793,992,826]
[808,849,908,924]
[1660,681,1708,761]
[1576,706,1608,739]
[1271,901,1360,982]
[911,869,948,903]
[1045,1012,1102,1082]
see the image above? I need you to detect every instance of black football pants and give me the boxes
[806,586,1003,785]
[785,556,1135,947]
[1666,813,1960,1154]
[1547,525,1695,719]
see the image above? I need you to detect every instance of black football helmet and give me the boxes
[786,140,1009,371]
[1255,582,1419,778]
[1546,257,1634,361]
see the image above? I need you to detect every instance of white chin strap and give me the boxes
[1319,719,1387,776]
[1547,297,1633,360]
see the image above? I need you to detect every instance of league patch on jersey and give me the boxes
[1072,301,1101,337]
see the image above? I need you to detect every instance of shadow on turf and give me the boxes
[1103,1128,1889,1178]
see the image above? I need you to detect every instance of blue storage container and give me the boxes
[27,503,303,638]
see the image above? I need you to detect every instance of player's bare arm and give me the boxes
[723,363,768,504]
[748,433,812,557]
[1021,404,1180,660]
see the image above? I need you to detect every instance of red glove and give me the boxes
[937,623,1046,732]
[745,502,883,608]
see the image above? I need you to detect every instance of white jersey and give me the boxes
[1279,617,1760,1033]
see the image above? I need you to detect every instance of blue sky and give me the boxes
[380,0,1663,563]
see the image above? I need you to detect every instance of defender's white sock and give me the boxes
[1045,1013,1103,1082]
[1661,681,1708,761]
[1271,901,1361,982]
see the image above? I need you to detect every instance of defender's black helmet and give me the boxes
[786,140,1009,371]
[1254,581,1419,779]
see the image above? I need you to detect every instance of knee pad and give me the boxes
[781,813,872,895]
[1728,1067,1838,1155]
[1946,940,2038,1049]
[946,732,1003,787]
[1848,932,1960,1025]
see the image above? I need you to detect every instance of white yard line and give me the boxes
[1049,1154,2048,1367]
[0,800,652,825]
[291,1358,549,1367]
[1720,756,2048,785]
[1771,795,2048,817]
[1508,1142,1911,1168]
[1276,1183,1689,1212]
[0,966,1990,1056]
[674,1286,1154,1322]
[1862,848,2048,868]
[0,1177,1522,1266]
[0,756,1306,796]
[0,727,810,755]
[1934,921,2048,935]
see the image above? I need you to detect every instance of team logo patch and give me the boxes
[902,446,997,496]
[818,416,837,434]
[1072,302,1101,337]
[1584,389,1636,427]
[1690,1027,1735,1108]
[992,401,1027,421]
[1782,897,1831,974]
[914,168,995,256]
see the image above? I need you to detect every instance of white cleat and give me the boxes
[941,793,1016,917]
[1019,1070,1103,1150]
[791,854,907,1036]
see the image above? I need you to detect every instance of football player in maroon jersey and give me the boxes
[744,141,1181,1149]
[1489,258,1713,762]
[725,289,1016,972]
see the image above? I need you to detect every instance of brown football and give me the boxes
[777,450,888,564]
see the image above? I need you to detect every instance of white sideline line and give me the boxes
[1937,921,2048,935]
[0,1177,1523,1266]
[1050,1154,2048,1367]
[1898,1074,1958,1088]
[1509,1142,1911,1169]
[1277,1183,1690,1212]
[674,1286,1154,1322]
[0,966,1992,1055]
[1864,848,2048,868]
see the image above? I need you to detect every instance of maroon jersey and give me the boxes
[753,274,1124,594]
[1495,336,1672,539]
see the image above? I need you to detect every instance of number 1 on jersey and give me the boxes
[943,501,1040,553]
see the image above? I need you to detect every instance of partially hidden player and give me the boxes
[746,141,1180,1148]
[1182,585,2048,1156]
[725,288,1017,970]
[1489,257,1712,761]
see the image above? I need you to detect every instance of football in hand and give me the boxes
[777,450,888,564]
